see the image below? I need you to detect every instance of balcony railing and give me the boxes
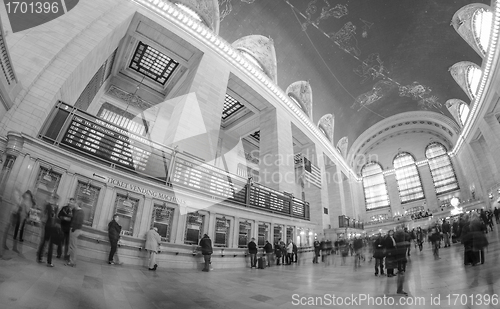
[39,101,310,221]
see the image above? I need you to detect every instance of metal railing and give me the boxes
[39,102,310,220]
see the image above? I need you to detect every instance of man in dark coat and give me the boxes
[442,220,451,247]
[57,198,74,260]
[373,233,385,276]
[199,234,213,272]
[292,242,298,263]
[37,194,60,267]
[313,239,321,263]
[394,225,409,296]
[384,230,397,277]
[274,239,282,265]
[264,240,273,267]
[248,238,258,268]
[108,214,122,265]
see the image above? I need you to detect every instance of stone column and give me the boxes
[137,197,153,238]
[207,212,216,239]
[174,213,187,245]
[326,163,342,229]
[258,107,295,193]
[232,216,239,248]
[470,138,497,195]
[385,173,401,217]
[418,164,439,211]
[477,116,500,183]
[2,133,25,201]
[169,207,180,243]
[450,154,475,200]
[55,172,74,210]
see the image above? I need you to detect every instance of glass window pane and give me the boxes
[425,143,459,195]
[362,162,390,210]
[393,153,425,203]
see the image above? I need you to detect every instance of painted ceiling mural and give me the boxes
[218,0,486,149]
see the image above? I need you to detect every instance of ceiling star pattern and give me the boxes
[218,0,487,149]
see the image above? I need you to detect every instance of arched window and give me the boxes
[472,8,493,55]
[458,103,470,126]
[425,143,459,194]
[318,126,328,139]
[288,94,307,112]
[361,162,390,210]
[466,65,482,98]
[393,152,425,203]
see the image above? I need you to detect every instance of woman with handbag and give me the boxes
[2,189,36,255]
[37,194,60,267]
[384,230,397,277]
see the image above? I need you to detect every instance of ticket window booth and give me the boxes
[214,217,230,247]
[33,166,62,224]
[273,225,283,244]
[151,202,175,242]
[34,166,62,207]
[114,193,139,236]
[238,221,252,248]
[258,223,269,248]
[184,212,205,245]
[74,180,101,227]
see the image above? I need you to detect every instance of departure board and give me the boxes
[60,115,169,181]
[171,157,246,202]
[249,185,290,215]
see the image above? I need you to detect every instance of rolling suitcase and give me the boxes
[258,256,266,269]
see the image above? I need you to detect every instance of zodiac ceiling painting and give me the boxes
[218,0,484,150]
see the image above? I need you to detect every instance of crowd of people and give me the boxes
[1,190,164,271]
[2,190,497,280]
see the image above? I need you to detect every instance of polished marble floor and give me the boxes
[0,226,499,309]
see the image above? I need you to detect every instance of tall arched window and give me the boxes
[472,8,493,56]
[425,142,459,194]
[458,103,470,126]
[393,152,425,203]
[467,65,482,98]
[361,162,390,210]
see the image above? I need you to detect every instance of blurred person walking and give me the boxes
[57,198,74,260]
[373,233,385,276]
[2,190,35,255]
[394,225,409,295]
[145,227,161,270]
[65,200,83,267]
[37,194,60,267]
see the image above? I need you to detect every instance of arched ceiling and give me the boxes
[347,111,460,174]
[218,0,488,150]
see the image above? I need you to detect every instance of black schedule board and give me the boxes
[172,157,246,203]
[61,115,169,180]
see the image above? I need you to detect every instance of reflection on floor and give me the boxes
[1,226,499,309]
